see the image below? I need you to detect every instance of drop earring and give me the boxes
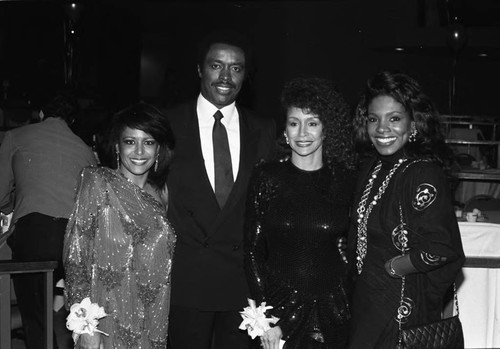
[284,132,289,145]
[116,151,120,169]
[409,128,418,143]
[154,155,159,172]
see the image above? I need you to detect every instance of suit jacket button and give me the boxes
[232,244,240,251]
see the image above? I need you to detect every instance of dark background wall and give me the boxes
[0,0,499,135]
[133,0,500,120]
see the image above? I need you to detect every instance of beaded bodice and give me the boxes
[248,161,350,295]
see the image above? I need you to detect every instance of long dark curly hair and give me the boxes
[353,71,450,165]
[280,77,356,172]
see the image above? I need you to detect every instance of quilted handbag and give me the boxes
[395,204,464,349]
[400,313,464,349]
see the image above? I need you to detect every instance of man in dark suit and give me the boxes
[165,31,276,349]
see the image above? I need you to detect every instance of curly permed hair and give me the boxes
[353,71,449,164]
[280,77,356,171]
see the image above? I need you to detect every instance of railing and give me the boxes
[0,260,57,349]
[441,115,499,140]
[464,257,500,268]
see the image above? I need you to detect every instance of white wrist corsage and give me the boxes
[239,298,285,348]
[66,297,108,343]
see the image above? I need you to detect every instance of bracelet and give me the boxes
[387,256,403,278]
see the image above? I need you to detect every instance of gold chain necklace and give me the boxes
[356,158,407,274]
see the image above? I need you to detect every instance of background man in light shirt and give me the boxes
[0,91,97,349]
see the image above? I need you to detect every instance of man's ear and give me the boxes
[197,65,202,78]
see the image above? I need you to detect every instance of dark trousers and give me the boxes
[8,212,73,349]
[168,305,250,349]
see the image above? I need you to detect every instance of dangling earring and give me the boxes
[115,151,120,169]
[284,131,289,145]
[154,155,159,172]
[409,128,418,143]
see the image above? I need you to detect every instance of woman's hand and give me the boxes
[77,333,103,349]
[385,254,418,278]
[385,256,402,278]
[260,326,282,349]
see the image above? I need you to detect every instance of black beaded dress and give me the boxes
[245,159,352,349]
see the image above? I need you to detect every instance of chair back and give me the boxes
[464,194,500,212]
[455,153,476,168]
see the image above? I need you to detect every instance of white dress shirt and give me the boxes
[197,94,240,191]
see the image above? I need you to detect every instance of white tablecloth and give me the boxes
[458,222,500,348]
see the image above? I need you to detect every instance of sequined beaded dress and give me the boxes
[245,160,351,349]
[64,166,176,349]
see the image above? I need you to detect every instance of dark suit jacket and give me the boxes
[165,101,276,311]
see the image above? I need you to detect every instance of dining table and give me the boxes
[456,220,500,349]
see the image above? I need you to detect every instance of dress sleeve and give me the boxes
[401,162,464,273]
[0,132,15,214]
[63,168,101,307]
[244,164,270,304]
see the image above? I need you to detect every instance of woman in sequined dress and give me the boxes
[347,71,465,348]
[63,103,176,349]
[245,77,356,349]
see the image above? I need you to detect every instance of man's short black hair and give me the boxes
[196,30,254,76]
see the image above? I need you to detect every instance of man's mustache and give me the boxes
[212,81,236,88]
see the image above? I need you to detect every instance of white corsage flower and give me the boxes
[239,298,285,348]
[66,297,108,343]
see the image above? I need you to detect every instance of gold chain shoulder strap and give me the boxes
[395,201,460,347]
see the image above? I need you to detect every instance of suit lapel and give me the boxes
[180,104,220,215]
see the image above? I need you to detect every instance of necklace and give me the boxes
[356,158,407,275]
